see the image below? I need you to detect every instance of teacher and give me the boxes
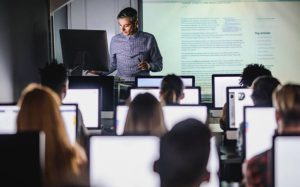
[109,7,163,81]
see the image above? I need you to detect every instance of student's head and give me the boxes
[155,118,211,187]
[251,76,281,107]
[17,83,86,186]
[117,7,138,36]
[40,61,68,101]
[124,93,167,136]
[273,84,300,134]
[240,64,272,87]
[160,74,184,105]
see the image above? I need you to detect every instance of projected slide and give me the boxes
[143,0,300,100]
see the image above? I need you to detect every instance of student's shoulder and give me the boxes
[139,31,155,39]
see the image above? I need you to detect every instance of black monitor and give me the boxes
[60,29,109,75]
[0,132,44,186]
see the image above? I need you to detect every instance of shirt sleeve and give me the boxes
[148,35,163,72]
[108,36,117,74]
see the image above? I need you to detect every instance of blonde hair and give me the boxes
[17,83,86,187]
[273,84,300,125]
[124,93,167,136]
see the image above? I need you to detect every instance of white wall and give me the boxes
[68,0,138,45]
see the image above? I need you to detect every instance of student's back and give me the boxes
[155,118,211,187]
[17,84,87,187]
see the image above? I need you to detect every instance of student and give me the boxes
[159,74,184,105]
[17,84,87,187]
[40,61,87,146]
[109,7,163,81]
[245,84,300,187]
[154,118,211,187]
[237,76,281,151]
[220,64,272,130]
[124,93,167,136]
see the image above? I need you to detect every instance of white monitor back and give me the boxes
[213,76,241,108]
[137,77,194,87]
[116,105,207,134]
[274,136,300,187]
[0,105,18,134]
[64,89,99,128]
[0,105,77,144]
[228,88,253,129]
[163,105,207,130]
[245,107,277,160]
[89,136,160,187]
[130,88,200,104]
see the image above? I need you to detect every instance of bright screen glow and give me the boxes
[64,89,99,128]
[143,0,300,101]
[89,136,160,187]
[137,77,194,87]
[0,106,18,134]
[245,107,277,160]
[213,76,241,108]
[163,105,207,130]
[130,88,200,104]
[0,105,77,144]
[116,105,129,136]
[274,136,300,187]
[228,88,253,128]
[60,105,77,144]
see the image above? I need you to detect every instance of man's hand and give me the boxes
[138,59,151,71]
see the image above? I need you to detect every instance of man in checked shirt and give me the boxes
[108,7,163,81]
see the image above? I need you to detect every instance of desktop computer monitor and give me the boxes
[115,105,207,134]
[0,132,44,186]
[89,136,160,187]
[163,105,208,130]
[130,87,201,104]
[69,76,114,118]
[60,29,109,75]
[273,135,300,187]
[244,106,277,160]
[0,104,78,144]
[135,75,195,87]
[0,104,18,134]
[212,74,241,109]
[227,87,253,129]
[64,88,100,129]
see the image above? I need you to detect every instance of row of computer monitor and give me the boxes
[1,127,297,186]
[35,74,241,129]
[0,104,78,144]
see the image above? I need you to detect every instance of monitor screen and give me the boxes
[227,87,253,129]
[89,136,160,187]
[244,107,277,160]
[130,87,200,104]
[116,105,207,134]
[116,105,129,136]
[212,74,241,108]
[0,105,18,134]
[60,29,109,75]
[69,76,114,113]
[273,135,300,187]
[136,76,195,87]
[64,89,100,128]
[163,105,207,130]
[60,105,78,144]
[0,104,77,144]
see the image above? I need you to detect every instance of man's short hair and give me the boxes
[240,64,272,87]
[158,118,211,187]
[40,61,68,95]
[117,7,138,23]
